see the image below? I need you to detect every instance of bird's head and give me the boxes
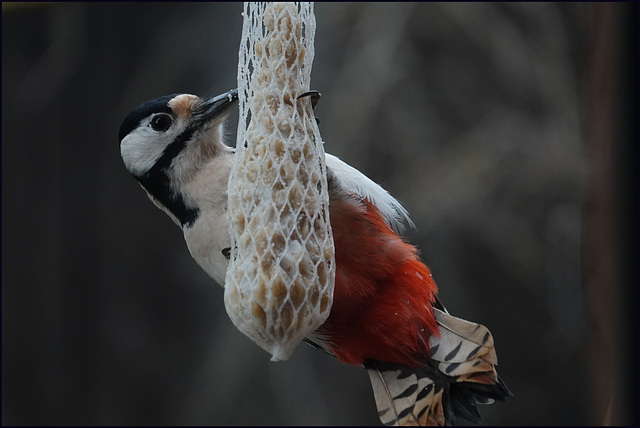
[118,88,238,227]
[119,89,238,178]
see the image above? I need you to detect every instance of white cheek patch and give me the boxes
[120,126,176,177]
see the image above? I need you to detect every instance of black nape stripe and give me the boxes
[136,126,200,228]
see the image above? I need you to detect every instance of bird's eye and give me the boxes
[150,114,173,132]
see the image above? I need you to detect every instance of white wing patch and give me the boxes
[325,153,415,234]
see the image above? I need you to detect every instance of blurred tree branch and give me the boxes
[585,2,638,425]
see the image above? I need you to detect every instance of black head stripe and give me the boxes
[135,125,200,228]
[120,94,204,228]
[147,126,196,173]
[136,167,200,228]
[118,94,180,142]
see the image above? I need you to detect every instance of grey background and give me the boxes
[2,2,637,425]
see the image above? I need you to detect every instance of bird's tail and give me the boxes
[365,308,511,426]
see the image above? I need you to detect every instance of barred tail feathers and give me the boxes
[365,309,511,426]
[366,360,447,426]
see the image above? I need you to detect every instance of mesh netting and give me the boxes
[225,2,335,361]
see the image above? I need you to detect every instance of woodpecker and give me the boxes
[119,88,511,426]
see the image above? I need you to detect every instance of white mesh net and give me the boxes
[225,2,335,361]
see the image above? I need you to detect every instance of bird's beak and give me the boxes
[193,88,238,124]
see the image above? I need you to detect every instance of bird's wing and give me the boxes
[325,153,415,234]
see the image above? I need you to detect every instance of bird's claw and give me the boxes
[297,90,321,109]
[297,90,322,125]
[222,247,231,260]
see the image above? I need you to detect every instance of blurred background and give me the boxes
[2,2,637,425]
